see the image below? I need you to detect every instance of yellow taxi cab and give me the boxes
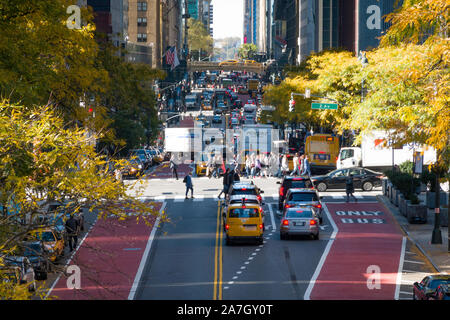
[196,162,208,176]
[223,199,264,245]
[30,228,65,262]
[219,59,239,66]
[243,59,258,65]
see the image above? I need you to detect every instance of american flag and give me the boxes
[165,46,175,66]
[165,46,180,70]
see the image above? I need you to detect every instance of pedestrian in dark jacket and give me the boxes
[65,214,80,252]
[218,168,230,199]
[346,174,357,203]
[183,173,194,199]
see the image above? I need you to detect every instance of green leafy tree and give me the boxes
[188,18,213,60]
[238,43,258,60]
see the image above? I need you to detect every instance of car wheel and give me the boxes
[280,233,286,240]
[225,236,232,246]
[412,292,416,300]
[313,233,319,240]
[362,181,374,191]
[316,182,327,192]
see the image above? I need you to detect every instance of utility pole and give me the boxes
[183,0,189,60]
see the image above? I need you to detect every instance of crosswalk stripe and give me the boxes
[193,195,205,201]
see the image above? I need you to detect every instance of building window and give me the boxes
[137,33,147,42]
[138,17,147,27]
[137,2,147,11]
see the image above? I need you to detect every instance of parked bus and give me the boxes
[304,134,340,172]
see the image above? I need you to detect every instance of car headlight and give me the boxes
[138,164,143,169]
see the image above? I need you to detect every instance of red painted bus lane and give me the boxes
[49,202,161,300]
[309,202,404,300]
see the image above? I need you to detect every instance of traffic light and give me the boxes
[289,98,295,112]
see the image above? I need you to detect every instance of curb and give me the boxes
[376,195,442,273]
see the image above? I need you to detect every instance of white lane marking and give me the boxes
[394,236,407,300]
[154,195,166,201]
[193,195,205,202]
[400,291,413,295]
[128,201,166,300]
[174,195,185,202]
[267,203,276,232]
[304,202,338,300]
[404,260,425,265]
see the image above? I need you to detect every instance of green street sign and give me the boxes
[311,102,338,110]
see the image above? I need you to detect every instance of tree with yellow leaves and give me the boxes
[0,101,167,299]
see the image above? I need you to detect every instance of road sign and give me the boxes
[311,102,338,110]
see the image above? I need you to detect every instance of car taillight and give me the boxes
[257,195,262,202]
[279,187,284,196]
[225,224,229,230]
[259,224,263,229]
[285,204,293,208]
[282,219,289,226]
[314,204,322,209]
[310,220,317,226]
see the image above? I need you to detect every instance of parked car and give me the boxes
[129,149,151,169]
[21,241,50,280]
[413,274,450,300]
[2,256,36,291]
[29,228,65,262]
[280,206,320,240]
[121,158,144,179]
[310,167,384,192]
[282,188,323,223]
[429,283,450,300]
[277,176,314,210]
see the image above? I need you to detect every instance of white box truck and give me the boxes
[337,130,436,171]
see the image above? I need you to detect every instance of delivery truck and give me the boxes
[337,130,436,172]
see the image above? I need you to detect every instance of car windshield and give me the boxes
[430,280,450,289]
[289,193,318,202]
[286,210,313,218]
[340,149,354,160]
[24,244,41,256]
[230,199,258,205]
[233,189,256,196]
[229,208,259,218]
[36,231,55,242]
[289,180,313,188]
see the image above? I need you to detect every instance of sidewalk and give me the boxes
[377,195,449,274]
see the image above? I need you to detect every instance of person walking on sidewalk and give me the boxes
[65,214,80,252]
[345,174,357,203]
[183,173,194,199]
[170,154,179,180]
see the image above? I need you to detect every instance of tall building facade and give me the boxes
[243,0,260,46]
[87,0,183,69]
[272,0,398,65]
